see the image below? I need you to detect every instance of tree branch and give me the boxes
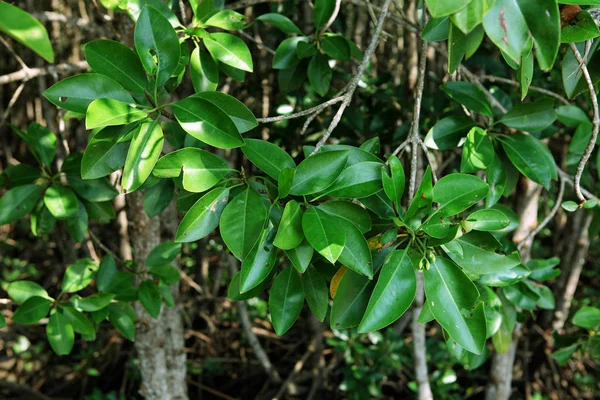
[0,61,89,86]
[569,43,599,203]
[479,75,570,106]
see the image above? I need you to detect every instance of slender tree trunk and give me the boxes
[127,192,188,400]
[412,272,433,400]
[485,179,541,400]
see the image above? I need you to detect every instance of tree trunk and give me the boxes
[127,192,188,400]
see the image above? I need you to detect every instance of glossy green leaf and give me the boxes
[62,259,98,293]
[425,116,475,150]
[278,168,295,198]
[71,293,115,312]
[144,178,174,218]
[498,134,557,189]
[562,201,578,212]
[0,2,54,62]
[562,41,600,99]
[242,139,295,180]
[285,239,314,273]
[465,209,510,231]
[84,39,148,94]
[337,219,373,279]
[153,148,229,193]
[241,227,277,292]
[205,10,247,30]
[527,257,560,281]
[17,123,57,167]
[503,282,539,310]
[176,187,229,242]
[499,98,557,132]
[426,0,471,18]
[204,32,253,72]
[12,296,52,324]
[322,161,383,199]
[96,254,117,293]
[424,257,486,354]
[404,167,434,227]
[192,92,257,133]
[139,280,162,318]
[173,96,243,149]
[134,5,180,85]
[450,0,494,34]
[441,81,492,117]
[492,292,517,352]
[46,312,74,355]
[448,22,467,74]
[1,164,41,188]
[552,344,579,365]
[432,174,488,218]
[321,34,350,61]
[290,150,348,196]
[359,250,416,332]
[190,47,219,92]
[65,200,88,243]
[269,267,304,336]
[220,187,267,260]
[274,201,304,250]
[43,186,78,220]
[302,207,346,264]
[313,0,336,28]
[485,154,506,207]
[330,267,376,329]
[445,232,521,274]
[86,98,147,129]
[43,74,134,114]
[461,127,494,172]
[382,155,405,206]
[148,265,180,285]
[318,201,372,234]
[562,11,600,43]
[422,17,450,41]
[273,37,307,69]
[308,54,332,97]
[7,281,50,304]
[256,13,303,34]
[0,184,43,225]
[146,242,181,267]
[228,270,274,301]
[573,306,600,329]
[302,265,329,322]
[61,304,94,335]
[556,105,589,127]
[122,121,164,192]
[82,124,135,179]
[108,302,136,341]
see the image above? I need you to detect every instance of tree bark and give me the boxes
[127,192,188,400]
[412,272,433,400]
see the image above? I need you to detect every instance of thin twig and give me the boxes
[311,0,394,154]
[320,0,342,33]
[517,177,565,251]
[257,96,345,123]
[88,230,124,263]
[479,75,570,105]
[272,340,317,400]
[558,169,600,204]
[569,43,599,203]
[237,30,276,55]
[0,82,25,128]
[0,61,89,86]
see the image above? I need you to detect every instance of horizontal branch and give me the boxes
[256,96,345,123]
[0,61,89,86]
[479,75,570,105]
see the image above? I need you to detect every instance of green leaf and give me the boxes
[562,41,600,99]
[492,292,517,352]
[82,124,135,179]
[43,74,134,114]
[527,257,560,281]
[556,105,589,127]
[257,13,302,35]
[153,148,229,192]
[61,304,94,335]
[498,134,557,189]
[220,187,267,260]
[97,254,117,293]
[62,259,98,293]
[146,242,181,267]
[464,209,510,231]
[148,265,180,285]
[289,150,349,195]
[204,32,253,72]
[301,265,329,322]
[359,250,416,332]
[205,10,247,30]
[0,2,54,62]
[404,167,434,227]
[561,201,579,212]
[444,232,521,274]
[7,281,50,304]
[134,5,180,85]
[503,282,539,310]
[422,17,450,41]
[176,187,229,242]
[0,313,6,328]
[382,155,405,206]
[173,96,243,149]
[192,92,257,134]
[20,123,57,167]
[441,81,492,117]
[499,98,557,132]
[144,178,174,218]
[241,227,278,292]
[447,22,467,74]
[308,54,332,97]
[1,164,41,188]
[190,47,219,92]
[337,219,373,279]
[460,127,494,172]
[269,267,304,336]
[44,186,78,220]
[274,201,304,250]
[485,154,506,208]
[330,266,376,329]
[122,121,164,192]
[71,293,115,312]
[321,34,350,61]
[103,271,137,301]
[302,207,346,264]
[285,239,314,273]
[108,302,136,341]
[552,344,579,365]
[432,174,488,218]
[139,280,162,318]
[0,184,43,225]
[278,168,295,198]
[273,37,307,69]
[425,116,476,150]
[321,161,383,199]
[30,205,56,237]
[228,270,273,301]
[426,0,471,18]
[450,0,494,34]
[573,306,600,329]
[313,0,336,28]
[424,257,486,354]
[318,201,372,234]
[562,11,600,42]
[46,312,74,355]
[13,296,52,324]
[85,99,147,129]
[84,39,148,94]
[242,139,295,180]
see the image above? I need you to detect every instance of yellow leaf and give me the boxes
[330,265,348,299]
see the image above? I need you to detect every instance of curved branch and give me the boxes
[257,96,345,123]
[479,75,570,106]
